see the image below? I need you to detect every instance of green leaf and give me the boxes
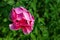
[7,0,14,5]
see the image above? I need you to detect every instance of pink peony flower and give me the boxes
[9,7,34,34]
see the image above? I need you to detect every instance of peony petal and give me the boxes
[9,24,21,30]
[20,7,28,12]
[29,13,34,21]
[14,7,22,14]
[16,13,24,20]
[31,16,35,21]
[23,11,30,20]
[22,27,27,34]
[31,21,34,27]
[11,8,17,20]
[22,26,33,34]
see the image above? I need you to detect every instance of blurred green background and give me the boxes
[0,0,60,40]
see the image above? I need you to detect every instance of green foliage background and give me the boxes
[0,0,60,40]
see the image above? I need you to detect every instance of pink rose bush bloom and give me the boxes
[9,7,34,34]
